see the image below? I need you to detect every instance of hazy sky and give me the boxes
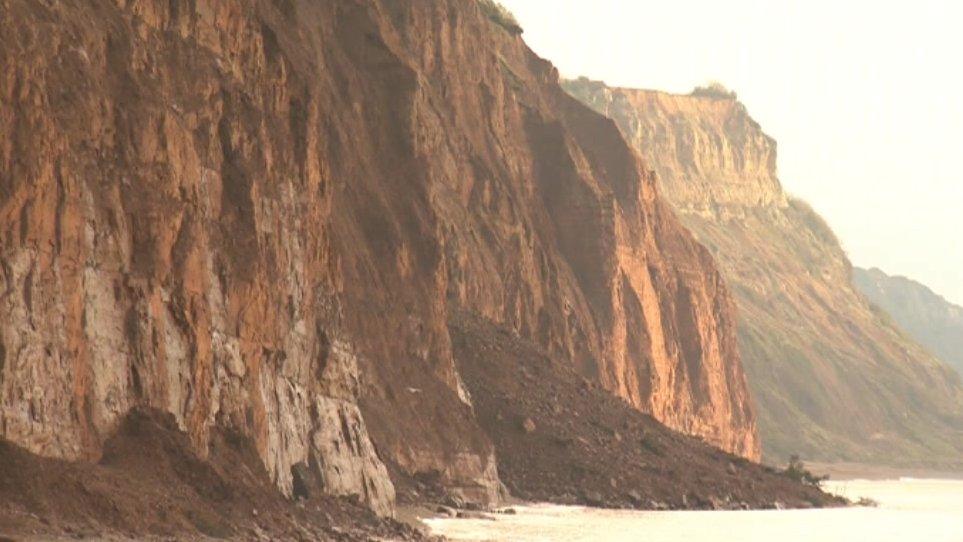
[500,0,963,306]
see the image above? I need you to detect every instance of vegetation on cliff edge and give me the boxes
[478,0,523,35]
[691,81,738,100]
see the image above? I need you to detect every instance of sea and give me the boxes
[425,478,963,541]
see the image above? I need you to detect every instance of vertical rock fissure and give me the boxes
[0,336,6,386]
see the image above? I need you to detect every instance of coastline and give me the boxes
[808,462,963,481]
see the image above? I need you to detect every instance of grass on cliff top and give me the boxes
[691,82,738,100]
[478,0,523,35]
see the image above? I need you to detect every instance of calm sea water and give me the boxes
[425,479,963,541]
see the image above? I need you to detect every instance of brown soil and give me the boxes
[449,311,847,511]
[0,409,433,541]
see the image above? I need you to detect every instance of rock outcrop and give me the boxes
[0,0,757,518]
[565,78,963,466]
[854,267,963,377]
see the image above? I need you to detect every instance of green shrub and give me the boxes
[478,0,523,35]
[691,81,737,100]
[781,455,829,487]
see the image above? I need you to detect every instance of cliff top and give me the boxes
[563,77,785,211]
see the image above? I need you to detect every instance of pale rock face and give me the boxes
[309,397,395,516]
[565,79,963,465]
[572,83,786,212]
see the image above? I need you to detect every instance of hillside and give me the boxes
[564,78,963,467]
[854,267,963,377]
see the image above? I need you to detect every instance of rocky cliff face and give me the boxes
[854,267,963,377]
[0,0,757,516]
[566,79,963,466]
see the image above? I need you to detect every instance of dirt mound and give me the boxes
[450,312,846,510]
[0,409,431,541]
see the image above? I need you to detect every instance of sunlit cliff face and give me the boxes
[566,79,963,466]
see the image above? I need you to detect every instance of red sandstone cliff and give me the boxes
[565,79,963,466]
[0,0,757,517]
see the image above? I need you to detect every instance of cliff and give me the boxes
[565,78,963,466]
[854,267,963,377]
[0,0,757,521]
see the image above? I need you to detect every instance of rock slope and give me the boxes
[565,78,963,466]
[450,311,842,511]
[854,267,963,377]
[0,0,757,519]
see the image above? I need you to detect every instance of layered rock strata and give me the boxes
[0,0,758,518]
[565,78,963,465]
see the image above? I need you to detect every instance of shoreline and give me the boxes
[808,462,963,481]
[403,463,963,531]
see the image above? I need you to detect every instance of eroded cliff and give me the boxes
[565,78,963,466]
[1,0,757,520]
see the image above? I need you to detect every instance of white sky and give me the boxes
[499,0,963,306]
